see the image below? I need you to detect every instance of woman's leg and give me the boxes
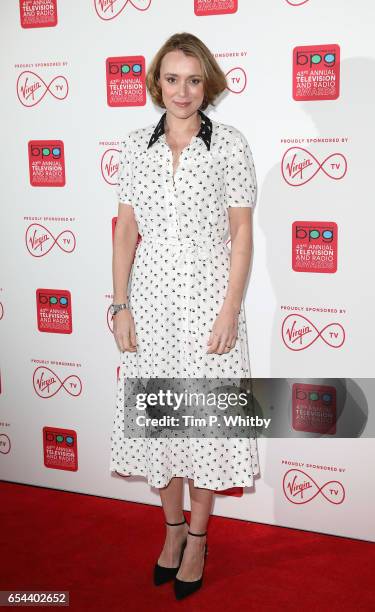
[176,479,214,581]
[157,477,189,567]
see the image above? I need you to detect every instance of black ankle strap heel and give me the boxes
[188,530,208,556]
[153,515,189,586]
[174,530,209,600]
[166,517,187,526]
[187,529,206,536]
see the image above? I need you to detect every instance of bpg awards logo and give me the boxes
[293,44,340,100]
[36,288,72,333]
[281,146,347,186]
[95,0,152,20]
[19,0,58,28]
[28,140,65,187]
[194,0,238,15]
[106,56,146,107]
[292,221,338,273]
[43,427,78,471]
[292,383,336,434]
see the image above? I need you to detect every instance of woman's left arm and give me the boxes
[207,130,256,355]
[223,207,253,313]
[206,208,253,354]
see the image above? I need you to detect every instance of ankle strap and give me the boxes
[188,530,207,537]
[165,516,186,526]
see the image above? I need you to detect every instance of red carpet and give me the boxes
[1,481,374,611]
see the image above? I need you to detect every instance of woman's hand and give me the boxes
[113,308,137,352]
[206,303,239,354]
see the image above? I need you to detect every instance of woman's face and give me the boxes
[158,49,205,118]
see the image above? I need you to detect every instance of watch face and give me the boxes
[110,305,115,314]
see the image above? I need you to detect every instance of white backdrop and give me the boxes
[1,0,374,543]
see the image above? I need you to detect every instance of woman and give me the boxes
[110,32,259,600]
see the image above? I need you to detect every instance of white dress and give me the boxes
[110,109,260,490]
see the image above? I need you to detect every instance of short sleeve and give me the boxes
[225,132,257,208]
[116,135,133,206]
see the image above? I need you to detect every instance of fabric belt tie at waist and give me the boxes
[140,236,228,262]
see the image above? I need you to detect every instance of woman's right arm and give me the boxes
[112,202,139,352]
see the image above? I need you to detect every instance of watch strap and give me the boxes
[111,302,128,315]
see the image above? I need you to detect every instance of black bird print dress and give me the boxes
[110,109,260,490]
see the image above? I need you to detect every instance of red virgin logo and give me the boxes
[33,366,82,398]
[94,0,152,20]
[17,71,68,107]
[102,147,120,185]
[281,147,347,186]
[26,224,76,257]
[283,469,345,504]
[281,314,345,350]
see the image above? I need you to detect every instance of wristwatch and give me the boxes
[110,302,128,316]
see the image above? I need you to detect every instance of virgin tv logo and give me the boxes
[95,0,152,20]
[281,146,347,186]
[102,146,121,185]
[281,314,345,351]
[26,223,76,257]
[283,469,345,504]
[17,70,69,107]
[33,366,82,398]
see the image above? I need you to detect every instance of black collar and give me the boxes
[147,108,212,151]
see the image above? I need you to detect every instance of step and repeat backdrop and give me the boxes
[1,1,374,542]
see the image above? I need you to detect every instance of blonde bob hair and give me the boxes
[146,32,227,111]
